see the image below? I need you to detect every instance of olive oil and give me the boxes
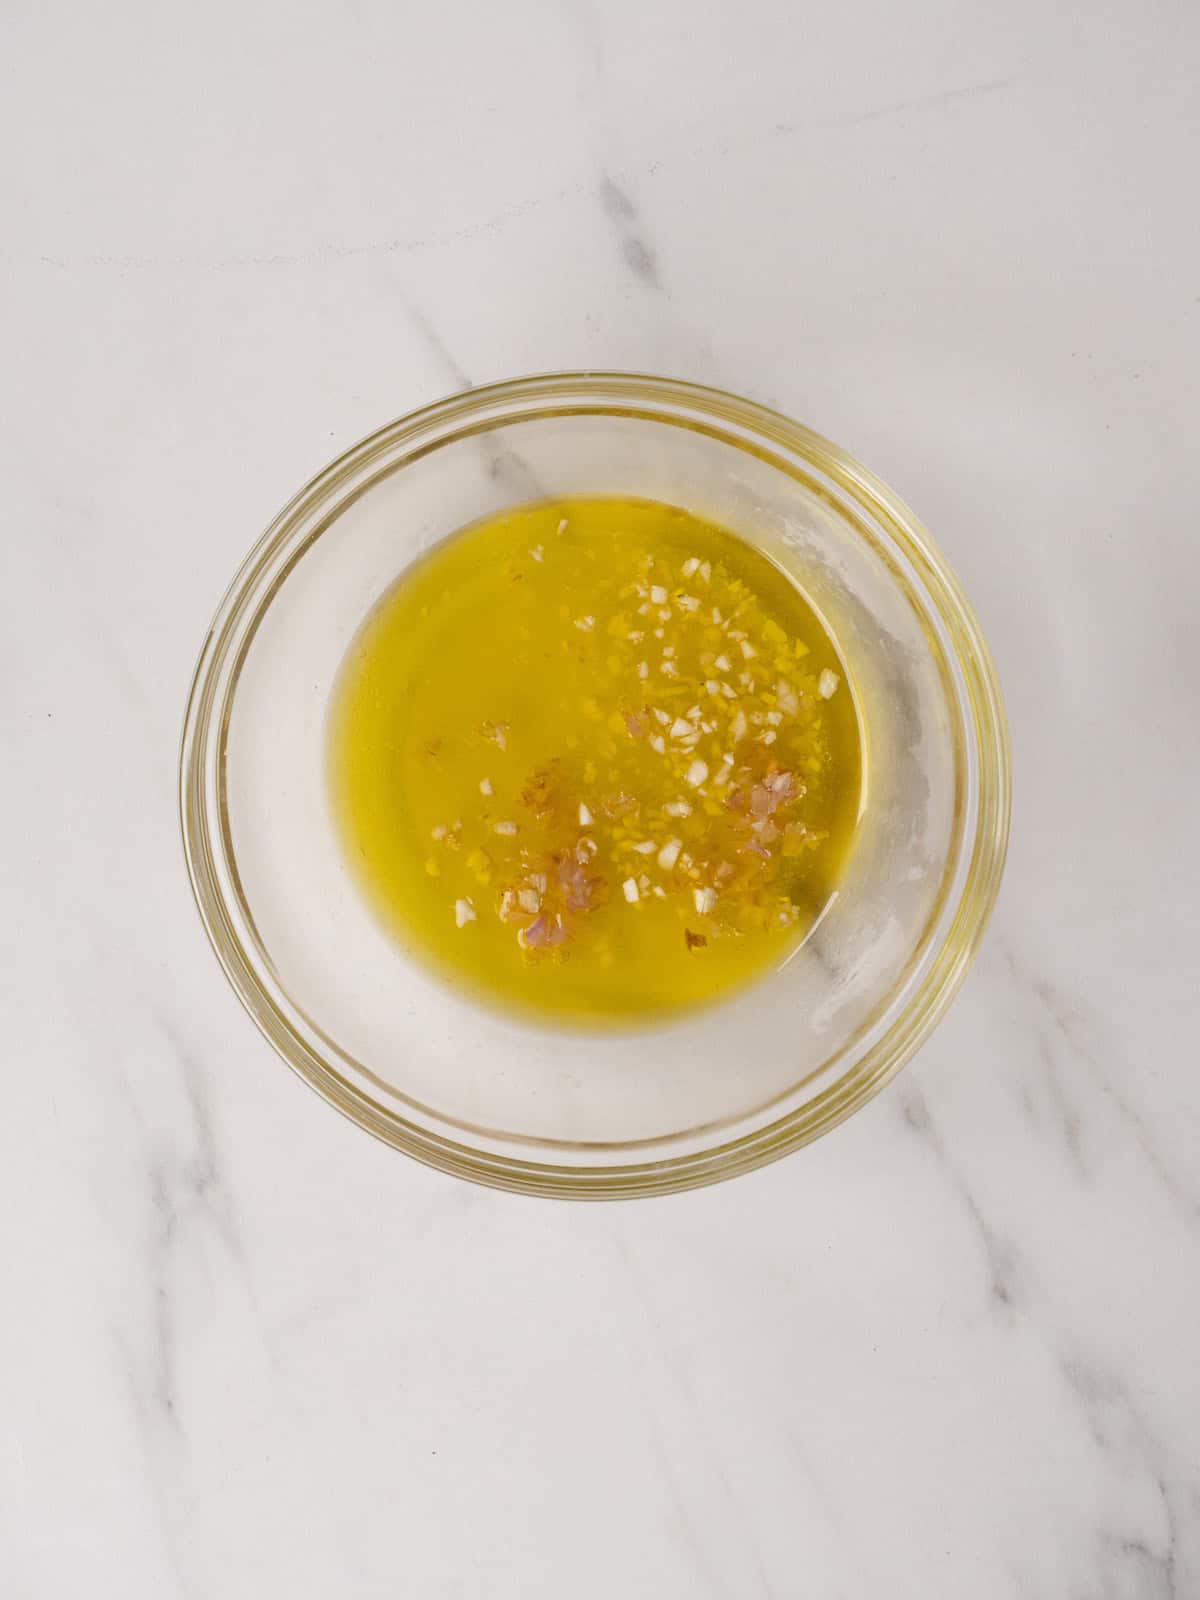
[328,497,862,1023]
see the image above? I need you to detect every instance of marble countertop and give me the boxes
[4,1,1199,1593]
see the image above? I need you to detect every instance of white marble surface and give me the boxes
[3,0,1199,1593]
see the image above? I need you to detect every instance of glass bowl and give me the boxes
[180,373,1009,1198]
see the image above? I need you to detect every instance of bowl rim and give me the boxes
[180,370,1011,1198]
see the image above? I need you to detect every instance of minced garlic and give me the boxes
[329,496,861,1022]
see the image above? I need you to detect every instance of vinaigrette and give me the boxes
[328,498,862,1023]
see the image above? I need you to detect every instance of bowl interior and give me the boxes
[187,378,1003,1192]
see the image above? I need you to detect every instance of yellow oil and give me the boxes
[328,497,863,1024]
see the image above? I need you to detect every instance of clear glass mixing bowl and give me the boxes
[180,373,1009,1197]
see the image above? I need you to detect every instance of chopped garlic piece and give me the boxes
[693,886,717,915]
[650,585,668,605]
[670,717,692,739]
[466,847,492,879]
[454,898,476,927]
[556,518,568,536]
[740,639,757,659]
[730,709,748,741]
[623,877,640,903]
[681,557,700,578]
[431,824,448,840]
[714,654,731,672]
[530,545,544,562]
[494,820,518,836]
[578,802,593,826]
[685,759,709,788]
[650,734,666,754]
[657,838,682,869]
[663,799,692,818]
[632,840,655,854]
[574,615,595,632]
[637,661,649,679]
[819,668,840,698]
[517,888,541,914]
[479,778,493,796]
[653,707,670,725]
